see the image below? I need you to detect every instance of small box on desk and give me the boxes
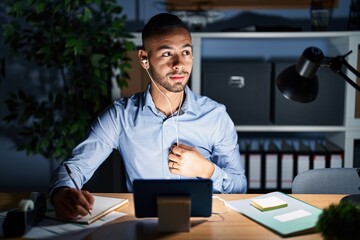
[202,59,272,125]
[273,61,345,125]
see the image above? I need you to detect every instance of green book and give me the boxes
[226,192,323,237]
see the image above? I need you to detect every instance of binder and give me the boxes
[323,141,343,168]
[310,141,327,169]
[262,140,280,190]
[238,139,247,172]
[294,140,311,175]
[246,139,262,190]
[280,140,295,190]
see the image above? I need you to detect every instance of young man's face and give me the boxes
[142,27,193,93]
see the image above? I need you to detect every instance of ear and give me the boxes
[138,49,148,69]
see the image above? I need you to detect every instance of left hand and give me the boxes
[168,143,214,178]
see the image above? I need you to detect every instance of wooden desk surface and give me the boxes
[0,193,344,240]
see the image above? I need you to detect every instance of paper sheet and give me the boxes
[273,209,312,222]
[0,210,126,239]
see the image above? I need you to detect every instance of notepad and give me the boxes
[46,195,128,224]
[251,196,288,211]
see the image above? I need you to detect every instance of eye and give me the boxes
[162,52,172,57]
[182,50,191,56]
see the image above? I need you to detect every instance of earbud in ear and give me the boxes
[142,59,148,64]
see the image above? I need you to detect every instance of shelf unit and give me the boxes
[131,31,360,167]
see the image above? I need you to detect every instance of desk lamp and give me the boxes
[276,46,360,103]
[276,47,360,206]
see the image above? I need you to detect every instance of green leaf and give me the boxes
[65,38,83,55]
[90,54,105,67]
[108,5,123,14]
[3,24,15,39]
[10,2,25,16]
[35,0,46,13]
[82,7,93,22]
[36,46,50,55]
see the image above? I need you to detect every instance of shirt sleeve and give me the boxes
[209,111,247,194]
[49,104,120,195]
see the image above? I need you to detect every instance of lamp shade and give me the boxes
[276,47,324,103]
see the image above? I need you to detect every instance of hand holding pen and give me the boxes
[64,163,93,216]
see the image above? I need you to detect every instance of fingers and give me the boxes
[81,190,94,210]
[171,143,193,155]
[53,187,94,220]
[53,188,78,219]
[70,190,93,216]
[169,143,193,169]
[176,143,193,151]
[169,160,177,169]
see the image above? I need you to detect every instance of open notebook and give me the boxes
[46,195,128,224]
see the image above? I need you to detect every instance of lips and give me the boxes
[169,75,185,81]
[168,72,188,81]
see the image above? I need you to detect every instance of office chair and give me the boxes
[292,168,360,194]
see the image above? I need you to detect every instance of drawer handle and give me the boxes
[228,76,245,88]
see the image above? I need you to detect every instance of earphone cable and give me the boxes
[145,68,183,146]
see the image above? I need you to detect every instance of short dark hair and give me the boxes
[142,13,190,48]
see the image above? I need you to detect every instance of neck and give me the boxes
[151,87,184,117]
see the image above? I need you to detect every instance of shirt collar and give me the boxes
[143,84,199,116]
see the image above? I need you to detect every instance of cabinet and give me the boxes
[130,31,360,168]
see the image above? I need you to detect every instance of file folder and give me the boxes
[226,192,323,237]
[294,140,311,175]
[238,139,247,173]
[280,140,295,190]
[310,141,327,169]
[323,141,343,168]
[262,140,280,190]
[247,140,262,190]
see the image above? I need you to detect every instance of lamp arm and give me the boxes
[341,58,360,79]
[336,71,360,92]
[323,51,360,92]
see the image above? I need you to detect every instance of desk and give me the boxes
[0,193,344,240]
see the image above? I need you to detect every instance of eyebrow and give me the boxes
[157,43,193,51]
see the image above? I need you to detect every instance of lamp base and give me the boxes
[340,194,360,206]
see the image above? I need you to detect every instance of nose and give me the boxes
[172,55,185,71]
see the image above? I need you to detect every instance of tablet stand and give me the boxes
[157,196,191,232]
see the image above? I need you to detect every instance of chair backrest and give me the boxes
[292,168,360,194]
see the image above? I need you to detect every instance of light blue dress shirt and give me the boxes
[50,85,247,194]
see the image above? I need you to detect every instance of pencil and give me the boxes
[64,163,92,215]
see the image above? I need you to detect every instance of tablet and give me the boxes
[133,179,213,218]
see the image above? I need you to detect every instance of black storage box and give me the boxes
[202,59,272,125]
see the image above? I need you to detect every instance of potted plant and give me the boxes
[316,202,360,240]
[1,0,135,161]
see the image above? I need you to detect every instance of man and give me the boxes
[49,13,247,220]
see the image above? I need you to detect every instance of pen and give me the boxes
[64,163,92,215]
